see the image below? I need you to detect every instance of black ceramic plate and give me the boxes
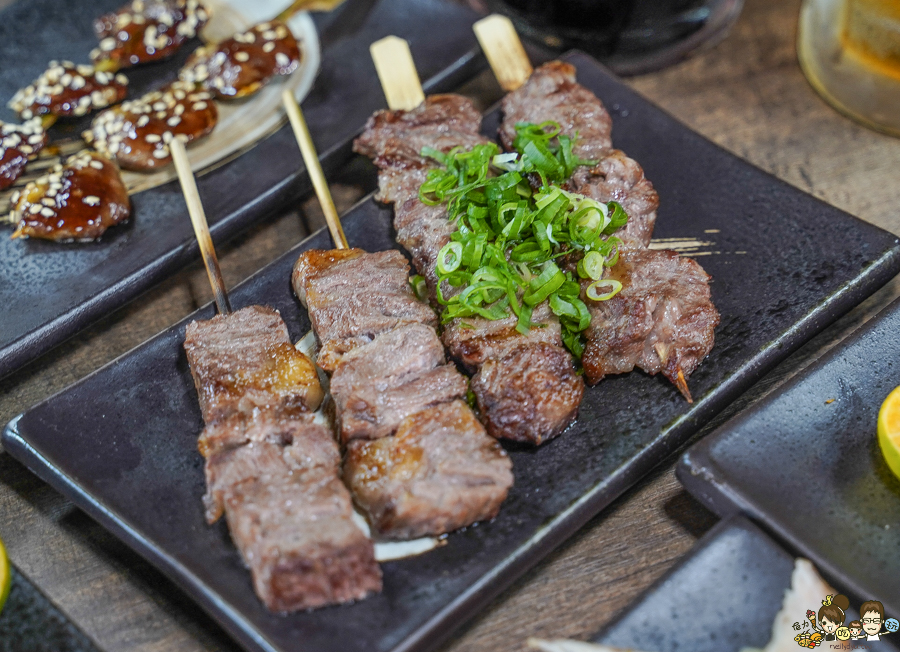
[591,516,899,652]
[678,295,900,619]
[4,51,900,652]
[0,565,102,652]
[0,0,484,380]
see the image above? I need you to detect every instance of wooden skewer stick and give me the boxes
[370,36,425,111]
[282,89,348,250]
[170,138,232,315]
[473,14,533,92]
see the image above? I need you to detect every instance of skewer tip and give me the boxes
[674,368,693,403]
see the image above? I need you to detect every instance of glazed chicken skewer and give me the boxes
[282,90,513,541]
[172,139,381,612]
[355,36,585,445]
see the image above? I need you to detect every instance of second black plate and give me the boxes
[678,295,900,618]
[0,0,484,380]
[592,516,899,651]
[4,52,900,652]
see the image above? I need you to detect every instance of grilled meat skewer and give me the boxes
[184,305,381,611]
[293,248,513,540]
[500,61,658,250]
[354,96,584,446]
[501,62,719,400]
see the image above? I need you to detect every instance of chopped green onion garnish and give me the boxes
[586,279,623,301]
[418,122,630,359]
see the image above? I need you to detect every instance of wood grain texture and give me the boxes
[1,0,899,650]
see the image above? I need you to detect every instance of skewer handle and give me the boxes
[170,139,232,315]
[370,36,425,111]
[282,89,348,250]
[473,15,533,92]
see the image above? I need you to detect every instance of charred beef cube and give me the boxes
[200,413,340,523]
[582,248,719,401]
[183,305,323,423]
[292,249,437,372]
[344,400,513,540]
[442,304,583,445]
[222,443,381,612]
[471,342,584,445]
[329,323,467,443]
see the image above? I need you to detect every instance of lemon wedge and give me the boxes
[878,385,900,481]
[0,535,10,615]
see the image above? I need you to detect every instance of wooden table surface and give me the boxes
[1,0,899,650]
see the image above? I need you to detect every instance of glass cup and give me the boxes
[484,0,745,75]
[798,0,900,136]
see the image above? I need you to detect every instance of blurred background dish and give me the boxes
[798,0,900,137]
[484,0,745,74]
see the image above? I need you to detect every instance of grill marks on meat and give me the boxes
[293,248,437,372]
[471,343,583,445]
[329,323,467,443]
[502,62,718,398]
[183,305,323,422]
[354,96,584,445]
[344,401,512,540]
[500,61,658,249]
[293,249,513,539]
[184,306,380,611]
[581,249,719,401]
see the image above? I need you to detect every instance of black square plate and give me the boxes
[591,516,900,652]
[678,295,900,619]
[4,51,900,652]
[0,0,484,380]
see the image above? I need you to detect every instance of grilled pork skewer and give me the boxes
[497,60,719,401]
[173,140,380,611]
[283,92,513,540]
[355,40,584,446]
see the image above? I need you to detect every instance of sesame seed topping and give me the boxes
[275,52,290,67]
[234,51,250,62]
[152,148,168,158]
[262,41,275,53]
[89,160,104,169]
[83,195,101,206]
[40,207,55,217]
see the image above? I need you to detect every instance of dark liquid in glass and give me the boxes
[487,0,744,74]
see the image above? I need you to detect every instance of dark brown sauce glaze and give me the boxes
[91,0,209,70]
[85,81,217,170]
[0,119,47,191]
[181,21,301,99]
[8,61,128,120]
[9,151,130,242]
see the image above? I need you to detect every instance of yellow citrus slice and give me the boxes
[878,385,900,481]
[0,535,10,615]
